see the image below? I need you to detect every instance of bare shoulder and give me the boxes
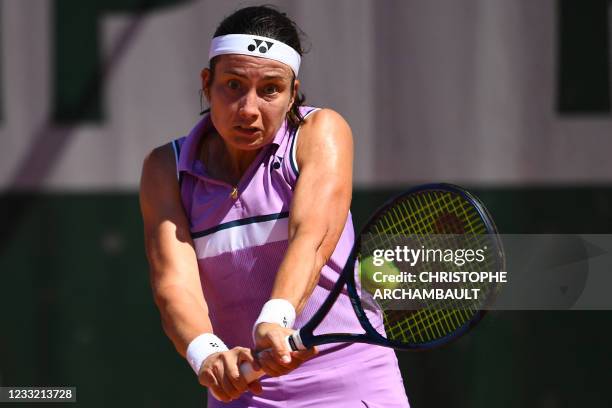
[296,108,353,167]
[141,143,176,182]
[300,108,352,138]
[139,142,180,210]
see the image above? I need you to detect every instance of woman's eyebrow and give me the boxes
[221,68,248,78]
[262,74,290,81]
[221,68,290,81]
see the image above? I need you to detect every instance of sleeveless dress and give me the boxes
[171,107,410,408]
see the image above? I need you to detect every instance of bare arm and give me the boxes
[253,108,353,373]
[139,144,211,356]
[271,108,353,311]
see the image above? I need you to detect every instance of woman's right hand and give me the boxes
[198,347,263,402]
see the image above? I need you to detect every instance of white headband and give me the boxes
[209,34,301,76]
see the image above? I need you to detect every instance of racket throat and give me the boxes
[288,331,306,351]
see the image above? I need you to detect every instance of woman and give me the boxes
[139,6,409,407]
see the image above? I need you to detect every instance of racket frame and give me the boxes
[293,183,505,351]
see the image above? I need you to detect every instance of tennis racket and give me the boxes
[241,183,504,382]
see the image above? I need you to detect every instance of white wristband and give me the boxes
[252,299,296,341]
[186,333,229,376]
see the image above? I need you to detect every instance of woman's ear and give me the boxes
[289,79,300,112]
[201,68,211,100]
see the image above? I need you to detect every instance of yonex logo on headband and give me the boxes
[248,39,274,54]
[209,34,301,76]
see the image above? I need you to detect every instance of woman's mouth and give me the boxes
[234,126,261,136]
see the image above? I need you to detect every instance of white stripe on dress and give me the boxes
[171,140,180,180]
[193,217,289,259]
[290,108,321,175]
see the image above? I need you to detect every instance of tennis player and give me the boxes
[139,6,410,407]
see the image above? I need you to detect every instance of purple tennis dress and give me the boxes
[171,107,410,408]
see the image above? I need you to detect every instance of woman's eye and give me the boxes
[263,85,278,95]
[227,80,240,90]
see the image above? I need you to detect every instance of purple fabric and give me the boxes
[208,345,409,408]
[174,107,409,407]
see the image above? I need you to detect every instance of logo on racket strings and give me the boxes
[248,39,274,54]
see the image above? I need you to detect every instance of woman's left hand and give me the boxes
[253,322,317,377]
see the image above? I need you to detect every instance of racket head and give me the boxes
[346,183,505,350]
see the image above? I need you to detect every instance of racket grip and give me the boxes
[239,331,305,383]
[240,360,265,383]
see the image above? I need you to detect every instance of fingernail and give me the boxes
[282,355,291,363]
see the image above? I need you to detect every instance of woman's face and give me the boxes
[202,54,298,152]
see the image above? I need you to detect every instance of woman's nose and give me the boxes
[238,89,259,119]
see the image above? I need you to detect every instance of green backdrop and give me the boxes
[1,187,611,407]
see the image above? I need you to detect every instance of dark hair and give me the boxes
[206,6,306,130]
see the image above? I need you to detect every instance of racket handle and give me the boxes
[240,360,264,383]
[239,331,305,383]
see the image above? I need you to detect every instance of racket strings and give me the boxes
[358,190,498,345]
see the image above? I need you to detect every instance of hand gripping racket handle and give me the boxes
[239,331,305,383]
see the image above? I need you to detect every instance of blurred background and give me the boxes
[1,0,611,406]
